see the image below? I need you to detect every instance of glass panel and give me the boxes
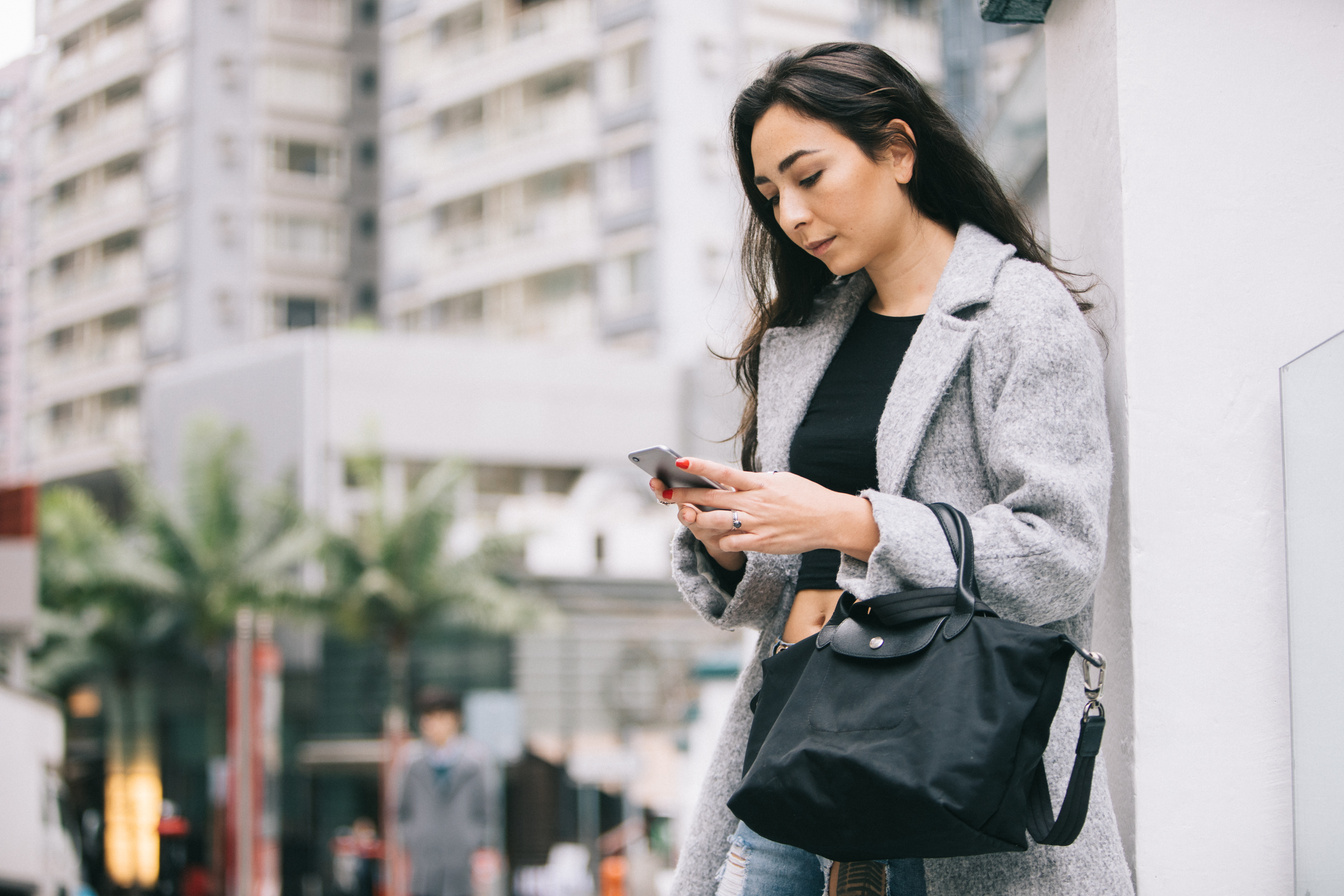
[1281,328,1344,895]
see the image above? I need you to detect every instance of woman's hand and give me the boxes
[650,457,880,564]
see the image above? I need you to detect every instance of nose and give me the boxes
[775,188,810,232]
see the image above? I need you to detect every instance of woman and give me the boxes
[651,43,1134,896]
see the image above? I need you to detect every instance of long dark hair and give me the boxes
[728,42,1086,471]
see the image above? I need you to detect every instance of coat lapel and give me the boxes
[755,224,1016,489]
[875,225,1015,493]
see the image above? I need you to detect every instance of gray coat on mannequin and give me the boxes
[669,224,1134,895]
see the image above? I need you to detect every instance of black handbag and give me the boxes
[727,502,1107,862]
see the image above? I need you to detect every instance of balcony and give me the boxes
[413,0,597,113]
[35,401,142,477]
[31,251,144,315]
[45,100,148,177]
[421,195,599,301]
[40,177,147,256]
[48,21,150,100]
[34,328,141,385]
[420,93,599,202]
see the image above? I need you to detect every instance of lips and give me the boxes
[805,236,835,255]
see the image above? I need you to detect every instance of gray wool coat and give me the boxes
[398,737,497,896]
[669,225,1134,895]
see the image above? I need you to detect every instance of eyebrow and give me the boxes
[754,149,820,185]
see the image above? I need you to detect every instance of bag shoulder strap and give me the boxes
[927,502,1108,848]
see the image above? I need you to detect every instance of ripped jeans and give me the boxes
[715,822,926,896]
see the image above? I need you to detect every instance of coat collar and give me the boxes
[755,224,1016,486]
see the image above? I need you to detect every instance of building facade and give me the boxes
[0,57,32,482]
[24,0,375,486]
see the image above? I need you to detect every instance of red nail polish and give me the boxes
[675,458,690,469]
[662,489,674,500]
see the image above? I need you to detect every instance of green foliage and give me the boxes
[33,486,179,692]
[321,455,541,647]
[125,418,322,643]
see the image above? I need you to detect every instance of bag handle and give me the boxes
[926,502,979,638]
[927,502,1109,847]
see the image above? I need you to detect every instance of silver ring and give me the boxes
[732,511,742,529]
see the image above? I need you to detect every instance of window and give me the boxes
[432,4,483,44]
[357,210,377,239]
[102,308,138,332]
[542,467,581,494]
[52,252,78,278]
[358,67,378,95]
[101,386,138,409]
[50,402,75,426]
[59,32,83,58]
[530,265,589,301]
[431,98,484,139]
[48,327,76,354]
[104,154,140,179]
[105,77,142,106]
[101,230,139,256]
[476,464,525,495]
[602,42,648,105]
[358,138,377,166]
[603,250,652,317]
[432,194,485,232]
[265,216,340,259]
[281,296,327,329]
[356,284,377,315]
[430,290,485,329]
[274,139,337,177]
[359,0,378,24]
[524,164,585,202]
[52,177,80,204]
[55,105,80,132]
[106,3,144,30]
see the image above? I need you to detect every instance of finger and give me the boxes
[663,486,742,510]
[673,456,759,491]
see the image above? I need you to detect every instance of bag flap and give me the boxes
[828,615,945,659]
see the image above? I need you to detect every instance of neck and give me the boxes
[864,217,957,317]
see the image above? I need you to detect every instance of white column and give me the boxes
[1045,0,1344,891]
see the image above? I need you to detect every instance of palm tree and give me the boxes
[127,419,321,648]
[34,486,182,892]
[319,454,538,719]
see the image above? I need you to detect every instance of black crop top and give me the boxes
[789,307,922,591]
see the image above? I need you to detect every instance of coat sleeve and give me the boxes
[837,264,1112,627]
[670,527,799,631]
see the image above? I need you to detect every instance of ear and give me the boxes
[884,119,917,185]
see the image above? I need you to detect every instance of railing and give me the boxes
[432,194,594,261]
[36,330,141,379]
[51,24,149,88]
[48,100,146,162]
[433,91,595,166]
[31,252,144,310]
[42,405,141,456]
[42,177,145,237]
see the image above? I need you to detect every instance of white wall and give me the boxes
[1046,0,1344,890]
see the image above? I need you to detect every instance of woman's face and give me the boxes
[749,104,914,277]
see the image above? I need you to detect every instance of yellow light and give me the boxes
[104,761,162,888]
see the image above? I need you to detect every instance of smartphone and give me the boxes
[628,445,728,510]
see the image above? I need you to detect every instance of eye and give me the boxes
[799,170,822,188]
[760,191,779,207]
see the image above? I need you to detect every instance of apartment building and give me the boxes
[378,0,943,366]
[24,0,377,486]
[1,58,32,482]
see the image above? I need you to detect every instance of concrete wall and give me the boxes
[1045,1,1344,890]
